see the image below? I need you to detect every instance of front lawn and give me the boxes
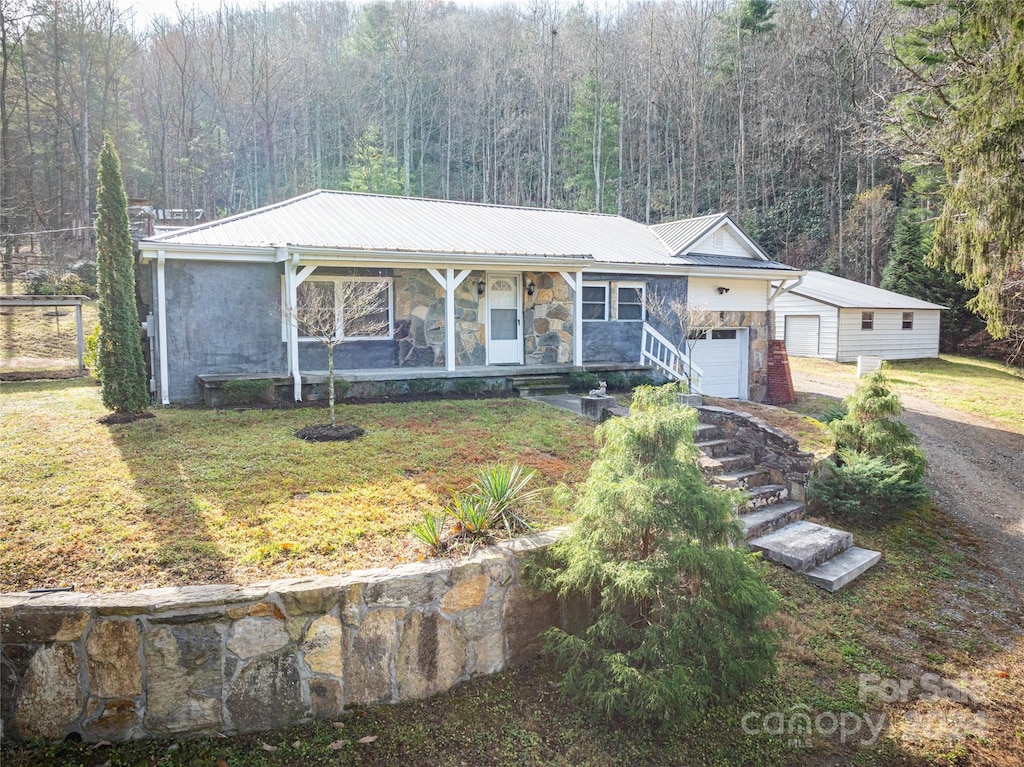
[0,379,596,592]
[789,354,1024,434]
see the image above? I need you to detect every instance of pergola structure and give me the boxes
[0,294,89,374]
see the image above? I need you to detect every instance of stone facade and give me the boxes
[716,309,770,403]
[0,531,569,743]
[393,269,447,368]
[523,272,574,365]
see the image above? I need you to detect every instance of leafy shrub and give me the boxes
[603,372,630,391]
[818,402,848,424]
[69,261,98,296]
[84,325,102,382]
[221,378,276,406]
[627,373,655,388]
[808,450,930,522]
[26,272,57,295]
[566,371,600,392]
[26,271,95,297]
[539,384,779,725]
[407,378,443,396]
[333,378,351,400]
[453,377,485,395]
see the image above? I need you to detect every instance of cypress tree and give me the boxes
[541,385,779,725]
[96,136,148,414]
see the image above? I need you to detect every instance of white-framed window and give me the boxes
[861,311,874,331]
[582,283,609,321]
[614,283,645,321]
[297,276,393,341]
[902,311,914,330]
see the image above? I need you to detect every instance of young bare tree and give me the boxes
[288,278,390,426]
[645,290,718,394]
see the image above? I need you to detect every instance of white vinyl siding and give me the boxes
[687,277,769,312]
[773,292,839,359]
[691,224,753,258]
[836,308,941,362]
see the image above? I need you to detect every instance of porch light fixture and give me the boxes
[527,280,536,296]
[477,279,486,296]
[717,286,730,294]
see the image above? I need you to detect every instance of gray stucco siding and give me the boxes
[581,274,687,363]
[164,261,286,402]
[298,339,399,371]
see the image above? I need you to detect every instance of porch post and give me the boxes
[428,268,472,372]
[75,302,84,374]
[281,249,301,401]
[559,270,584,367]
[156,250,170,405]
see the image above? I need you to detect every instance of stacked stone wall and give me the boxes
[0,531,571,743]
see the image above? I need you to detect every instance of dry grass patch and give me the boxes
[0,379,596,592]
[0,297,98,374]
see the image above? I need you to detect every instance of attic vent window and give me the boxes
[713,230,725,248]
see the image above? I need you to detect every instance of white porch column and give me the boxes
[156,250,170,405]
[428,268,472,372]
[284,253,318,401]
[560,270,584,367]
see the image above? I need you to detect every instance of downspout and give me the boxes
[156,250,170,405]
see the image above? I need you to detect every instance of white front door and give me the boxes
[486,273,522,364]
[689,328,749,398]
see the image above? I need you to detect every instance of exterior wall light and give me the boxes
[477,279,486,296]
[717,286,730,294]
[527,280,536,296]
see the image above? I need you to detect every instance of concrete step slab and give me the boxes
[740,501,804,540]
[805,547,882,592]
[694,438,735,458]
[749,521,853,573]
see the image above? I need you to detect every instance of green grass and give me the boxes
[790,355,1024,434]
[0,379,596,592]
[0,296,98,372]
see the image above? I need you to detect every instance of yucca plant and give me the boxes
[410,512,448,556]
[471,464,539,536]
[448,494,491,537]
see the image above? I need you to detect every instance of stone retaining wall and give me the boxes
[697,406,815,501]
[0,531,573,743]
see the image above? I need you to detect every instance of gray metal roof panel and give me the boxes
[145,190,678,265]
[677,254,794,270]
[791,271,946,310]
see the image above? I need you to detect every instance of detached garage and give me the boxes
[773,271,944,363]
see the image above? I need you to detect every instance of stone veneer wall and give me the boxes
[523,272,574,365]
[0,531,575,743]
[717,309,769,402]
[393,269,447,367]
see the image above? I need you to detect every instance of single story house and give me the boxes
[772,270,944,362]
[137,191,804,404]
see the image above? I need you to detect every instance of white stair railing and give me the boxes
[640,322,704,394]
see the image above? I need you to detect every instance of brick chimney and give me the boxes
[765,339,796,406]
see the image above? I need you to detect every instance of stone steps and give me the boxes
[511,375,569,397]
[741,501,805,540]
[694,406,881,593]
[805,547,882,593]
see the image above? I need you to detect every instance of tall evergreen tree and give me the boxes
[96,135,148,414]
[541,385,779,724]
[881,205,982,350]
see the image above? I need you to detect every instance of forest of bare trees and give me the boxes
[0,0,918,284]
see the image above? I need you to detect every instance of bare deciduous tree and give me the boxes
[646,290,718,393]
[285,278,390,426]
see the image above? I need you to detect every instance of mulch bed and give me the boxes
[0,370,87,382]
[294,423,366,442]
[97,411,156,425]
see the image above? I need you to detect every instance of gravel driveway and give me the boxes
[791,368,1024,599]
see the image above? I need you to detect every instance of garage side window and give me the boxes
[902,312,914,330]
[582,284,608,321]
[861,311,874,331]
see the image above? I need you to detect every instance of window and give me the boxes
[615,284,645,321]
[861,311,874,331]
[297,277,392,341]
[902,312,914,330]
[711,329,737,340]
[582,284,608,321]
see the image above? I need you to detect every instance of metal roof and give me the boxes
[143,190,797,272]
[790,271,946,310]
[649,213,725,256]
[677,254,792,270]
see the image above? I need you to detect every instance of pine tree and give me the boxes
[96,136,148,414]
[880,205,982,350]
[541,385,779,725]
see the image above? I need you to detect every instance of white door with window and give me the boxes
[486,273,522,364]
[689,328,749,398]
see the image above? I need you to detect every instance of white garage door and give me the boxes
[689,328,748,398]
[785,315,820,357]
